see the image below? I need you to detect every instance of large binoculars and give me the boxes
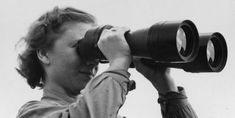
[76,20,228,73]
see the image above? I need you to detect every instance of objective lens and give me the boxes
[207,40,215,63]
[176,28,187,54]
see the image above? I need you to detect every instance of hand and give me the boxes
[133,58,178,94]
[98,27,131,71]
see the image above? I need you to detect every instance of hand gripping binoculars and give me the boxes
[76,20,228,73]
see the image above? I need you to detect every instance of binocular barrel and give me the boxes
[76,20,228,73]
[126,20,199,62]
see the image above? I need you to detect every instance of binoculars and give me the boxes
[76,20,228,73]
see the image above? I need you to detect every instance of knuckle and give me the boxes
[98,38,107,45]
[106,33,120,40]
[110,33,120,39]
[98,28,127,45]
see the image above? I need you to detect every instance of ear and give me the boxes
[36,49,50,65]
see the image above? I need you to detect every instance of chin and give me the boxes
[78,73,93,82]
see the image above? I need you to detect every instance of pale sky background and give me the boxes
[1,0,235,118]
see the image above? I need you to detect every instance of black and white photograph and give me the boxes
[0,0,234,117]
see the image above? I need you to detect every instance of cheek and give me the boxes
[63,49,82,67]
[51,48,82,68]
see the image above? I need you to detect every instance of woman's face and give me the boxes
[46,22,98,95]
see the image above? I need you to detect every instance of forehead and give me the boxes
[60,22,96,41]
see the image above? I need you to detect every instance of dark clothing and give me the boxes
[158,87,198,118]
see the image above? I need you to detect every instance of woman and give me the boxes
[16,6,197,118]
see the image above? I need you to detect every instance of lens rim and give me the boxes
[207,32,227,72]
[177,20,199,62]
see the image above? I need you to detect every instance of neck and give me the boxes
[43,75,80,99]
[44,82,79,99]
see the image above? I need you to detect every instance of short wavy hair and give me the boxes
[16,6,97,89]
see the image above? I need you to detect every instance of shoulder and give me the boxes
[17,100,68,118]
[20,100,40,110]
[17,100,41,118]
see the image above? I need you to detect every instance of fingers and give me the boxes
[100,27,130,39]
[98,26,132,71]
[109,26,130,33]
[133,57,171,75]
[99,26,130,45]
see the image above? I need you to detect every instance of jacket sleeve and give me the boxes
[158,87,198,118]
[77,70,132,118]
[17,70,133,118]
